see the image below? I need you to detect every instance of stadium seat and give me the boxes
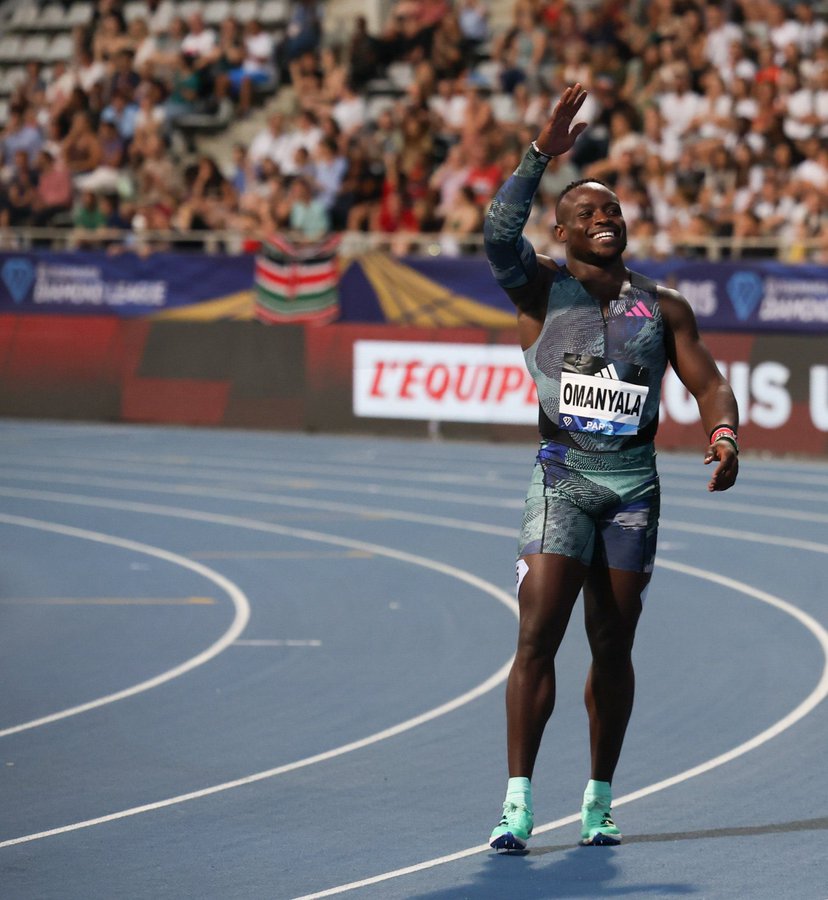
[234,1,260,23]
[259,0,289,26]
[473,60,502,90]
[19,35,51,62]
[366,95,395,120]
[39,5,68,30]
[176,1,205,22]
[0,99,9,126]
[203,0,231,25]
[387,62,414,90]
[0,37,22,64]
[67,2,94,28]
[124,1,148,22]
[8,4,39,32]
[0,66,25,94]
[46,33,74,63]
[490,92,518,123]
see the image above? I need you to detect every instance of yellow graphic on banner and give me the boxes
[151,291,256,321]
[358,252,516,327]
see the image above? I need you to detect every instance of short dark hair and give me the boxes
[555,178,612,216]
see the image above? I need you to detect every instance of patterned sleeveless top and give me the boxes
[524,268,668,452]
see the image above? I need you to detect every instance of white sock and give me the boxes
[584,779,611,801]
[506,776,532,809]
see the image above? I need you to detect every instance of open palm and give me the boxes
[535,83,589,157]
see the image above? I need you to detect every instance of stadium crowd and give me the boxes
[0,0,827,259]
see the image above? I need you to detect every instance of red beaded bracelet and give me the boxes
[710,426,739,454]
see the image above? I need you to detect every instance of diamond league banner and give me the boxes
[338,255,828,333]
[1,251,827,332]
[0,251,255,318]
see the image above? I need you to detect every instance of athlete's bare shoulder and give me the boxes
[653,282,697,333]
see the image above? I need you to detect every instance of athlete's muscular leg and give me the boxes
[507,553,587,777]
[582,565,648,783]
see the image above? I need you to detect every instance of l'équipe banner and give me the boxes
[354,340,538,424]
[0,251,255,318]
[351,335,828,451]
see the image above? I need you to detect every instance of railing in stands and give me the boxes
[0,228,825,261]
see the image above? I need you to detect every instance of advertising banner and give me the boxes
[354,340,537,424]
[2,250,827,333]
[343,331,828,453]
[0,251,255,318]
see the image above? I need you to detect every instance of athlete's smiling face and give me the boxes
[554,183,627,266]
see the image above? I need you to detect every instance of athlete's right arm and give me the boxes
[483,145,553,318]
[484,83,588,320]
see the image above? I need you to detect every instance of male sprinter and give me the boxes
[484,84,739,850]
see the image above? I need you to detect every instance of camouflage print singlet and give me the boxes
[524,268,669,452]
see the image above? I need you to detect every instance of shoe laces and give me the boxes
[583,796,614,826]
[500,800,530,826]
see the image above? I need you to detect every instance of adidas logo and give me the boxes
[594,364,620,379]
[625,300,653,318]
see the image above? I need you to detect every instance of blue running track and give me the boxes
[0,421,825,899]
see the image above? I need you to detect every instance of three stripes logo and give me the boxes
[624,300,653,318]
[594,363,621,380]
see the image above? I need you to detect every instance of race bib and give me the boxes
[559,353,649,436]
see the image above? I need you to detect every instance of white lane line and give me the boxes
[0,514,250,739]
[1,472,827,556]
[0,487,517,848]
[0,663,514,851]
[234,639,322,647]
[5,462,828,523]
[1,483,826,859]
[0,465,519,510]
[290,556,828,900]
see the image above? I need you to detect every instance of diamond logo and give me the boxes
[562,416,572,426]
[726,271,763,321]
[1,258,34,304]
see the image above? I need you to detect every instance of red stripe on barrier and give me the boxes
[121,377,230,425]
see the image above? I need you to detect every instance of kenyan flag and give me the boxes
[255,233,340,324]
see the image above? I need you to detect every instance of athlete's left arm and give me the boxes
[659,287,739,492]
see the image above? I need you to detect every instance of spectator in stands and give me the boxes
[492,2,546,95]
[10,61,47,114]
[180,11,217,69]
[0,109,43,174]
[227,142,256,196]
[462,140,500,206]
[129,17,159,72]
[102,88,139,142]
[282,0,323,81]
[439,183,482,255]
[134,132,180,203]
[312,137,348,211]
[346,16,382,90]
[163,53,203,125]
[227,20,276,118]
[31,149,73,226]
[105,48,141,103]
[72,189,107,247]
[457,0,489,52]
[287,175,330,237]
[93,12,131,65]
[74,45,108,95]
[74,118,126,194]
[429,142,470,217]
[5,150,38,226]
[62,110,102,177]
[431,12,467,80]
[248,112,290,173]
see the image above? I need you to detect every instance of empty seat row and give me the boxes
[0,34,74,64]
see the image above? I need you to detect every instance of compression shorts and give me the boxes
[518,440,660,573]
